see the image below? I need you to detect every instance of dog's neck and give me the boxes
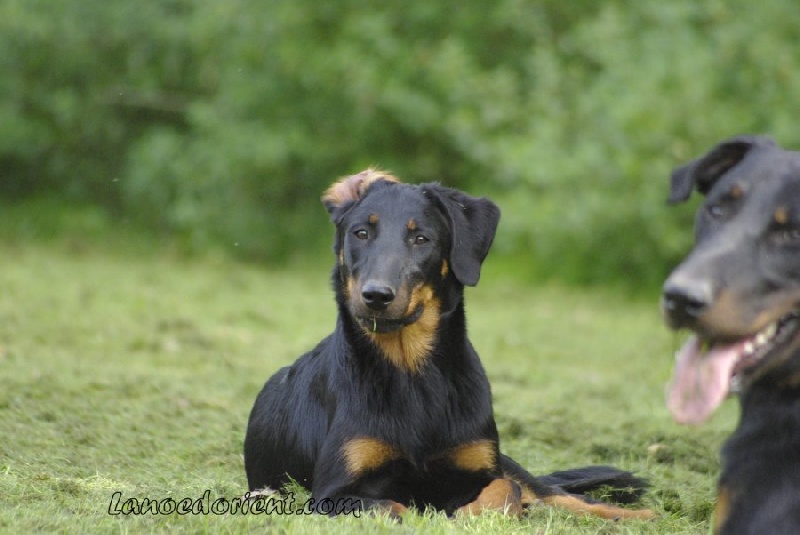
[720,384,800,526]
[726,380,800,473]
[336,286,469,375]
[739,378,800,416]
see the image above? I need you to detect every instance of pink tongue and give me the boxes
[666,335,745,425]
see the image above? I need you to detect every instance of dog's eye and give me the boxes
[413,235,429,245]
[706,203,726,218]
[354,229,369,240]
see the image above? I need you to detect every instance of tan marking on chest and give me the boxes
[366,285,440,373]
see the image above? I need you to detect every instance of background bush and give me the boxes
[2,0,799,287]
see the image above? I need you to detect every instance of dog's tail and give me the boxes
[499,454,654,520]
[536,465,648,504]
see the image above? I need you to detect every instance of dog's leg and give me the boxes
[537,494,656,520]
[308,494,408,519]
[455,477,523,517]
[499,454,655,520]
[310,436,411,518]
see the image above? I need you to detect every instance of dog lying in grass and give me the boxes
[245,169,654,519]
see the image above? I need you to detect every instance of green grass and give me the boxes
[0,210,735,533]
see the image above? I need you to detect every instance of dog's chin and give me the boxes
[355,305,424,334]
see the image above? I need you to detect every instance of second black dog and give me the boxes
[664,135,800,534]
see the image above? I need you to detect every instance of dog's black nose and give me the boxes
[361,283,395,311]
[662,279,712,326]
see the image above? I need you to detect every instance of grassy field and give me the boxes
[0,210,736,533]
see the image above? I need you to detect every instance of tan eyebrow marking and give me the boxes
[775,207,789,225]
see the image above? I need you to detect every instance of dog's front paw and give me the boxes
[456,478,523,517]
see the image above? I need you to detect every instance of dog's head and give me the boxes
[662,135,800,424]
[321,169,499,368]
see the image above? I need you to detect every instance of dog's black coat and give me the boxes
[245,171,651,518]
[664,136,800,534]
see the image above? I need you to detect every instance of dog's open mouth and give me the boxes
[357,305,424,334]
[667,312,800,425]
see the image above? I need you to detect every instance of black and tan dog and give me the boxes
[245,169,653,519]
[663,135,800,534]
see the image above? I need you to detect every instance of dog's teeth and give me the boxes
[755,333,769,346]
[730,375,742,394]
[743,342,754,355]
[764,323,777,338]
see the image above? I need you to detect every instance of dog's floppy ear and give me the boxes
[322,168,400,221]
[668,135,776,204]
[423,185,500,287]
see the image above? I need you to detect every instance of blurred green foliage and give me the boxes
[2,0,799,287]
